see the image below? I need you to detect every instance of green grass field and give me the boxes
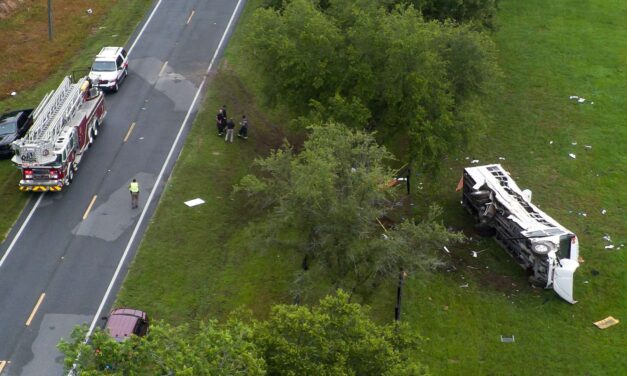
[67,0,627,374]
[0,0,152,241]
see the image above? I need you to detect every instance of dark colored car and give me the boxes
[104,308,150,342]
[0,109,33,158]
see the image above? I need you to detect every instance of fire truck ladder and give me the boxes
[27,76,86,144]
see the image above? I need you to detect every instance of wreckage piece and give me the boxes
[461,164,580,304]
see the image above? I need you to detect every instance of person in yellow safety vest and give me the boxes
[129,178,140,209]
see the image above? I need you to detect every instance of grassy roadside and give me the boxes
[118,0,625,375]
[0,0,153,241]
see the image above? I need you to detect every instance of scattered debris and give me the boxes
[443,246,451,254]
[603,235,612,242]
[500,335,515,343]
[583,280,589,284]
[471,159,480,164]
[86,8,93,15]
[593,316,619,330]
[569,95,579,99]
[471,249,488,258]
[184,198,205,207]
[604,245,615,249]
[601,209,607,215]
[569,153,576,159]
[498,157,506,160]
[549,140,554,145]
[578,98,586,103]
[571,142,577,146]
[578,256,585,263]
[10,91,16,96]
[585,145,592,150]
[459,283,469,288]
[382,233,389,240]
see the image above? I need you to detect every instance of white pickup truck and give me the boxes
[461,164,580,303]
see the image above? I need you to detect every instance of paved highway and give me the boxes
[0,0,244,374]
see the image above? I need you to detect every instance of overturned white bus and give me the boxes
[461,164,580,303]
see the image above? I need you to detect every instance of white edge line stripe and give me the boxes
[0,194,44,269]
[127,0,163,56]
[84,0,245,341]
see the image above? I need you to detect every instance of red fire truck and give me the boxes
[11,76,106,191]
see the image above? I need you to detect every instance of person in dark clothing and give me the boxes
[216,108,226,136]
[225,118,235,142]
[237,115,248,139]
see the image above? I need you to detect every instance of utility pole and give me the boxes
[47,0,53,41]
[394,269,407,322]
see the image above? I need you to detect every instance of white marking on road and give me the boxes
[158,61,168,77]
[124,122,136,142]
[0,360,8,373]
[83,195,98,220]
[0,194,44,270]
[127,0,163,55]
[25,293,45,326]
[84,0,246,341]
[186,9,195,25]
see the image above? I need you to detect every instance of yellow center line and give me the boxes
[186,9,195,24]
[25,293,45,326]
[123,122,136,142]
[83,195,98,220]
[158,61,168,77]
[0,360,8,374]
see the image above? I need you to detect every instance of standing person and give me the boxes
[216,108,226,136]
[221,105,227,119]
[237,115,248,139]
[129,178,140,209]
[225,118,235,143]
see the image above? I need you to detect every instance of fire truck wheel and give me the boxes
[93,121,100,138]
[67,169,74,185]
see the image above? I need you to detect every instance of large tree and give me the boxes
[244,0,498,170]
[236,123,463,294]
[59,292,424,375]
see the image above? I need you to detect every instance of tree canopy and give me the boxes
[236,123,464,294]
[244,0,498,170]
[59,291,425,375]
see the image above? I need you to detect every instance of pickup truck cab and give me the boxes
[0,109,33,158]
[104,308,149,342]
[89,46,128,92]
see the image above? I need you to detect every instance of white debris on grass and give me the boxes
[601,209,607,215]
[471,159,480,164]
[86,8,93,15]
[572,142,578,146]
[549,140,554,145]
[578,98,586,103]
[10,91,16,96]
[569,95,579,99]
[569,153,577,159]
[603,235,612,242]
[605,245,615,249]
[459,283,469,288]
[184,198,205,207]
[498,157,506,160]
[585,145,592,149]
[442,246,451,254]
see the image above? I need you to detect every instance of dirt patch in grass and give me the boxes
[0,0,25,19]
[0,0,116,100]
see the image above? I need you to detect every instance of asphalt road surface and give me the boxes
[0,0,244,374]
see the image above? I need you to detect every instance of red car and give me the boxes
[104,308,150,342]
